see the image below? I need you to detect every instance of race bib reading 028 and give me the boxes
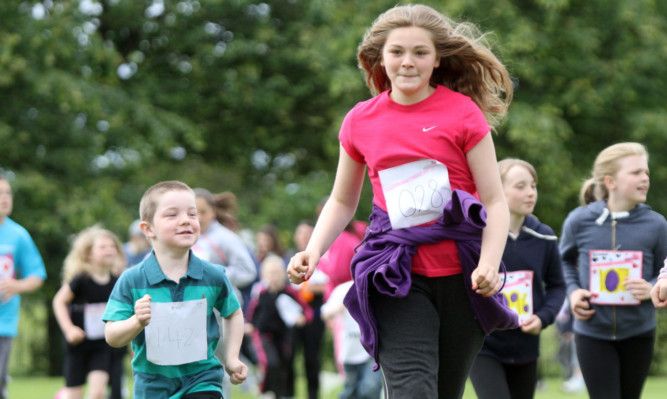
[378,159,452,230]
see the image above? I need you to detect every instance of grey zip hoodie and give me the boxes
[560,200,667,340]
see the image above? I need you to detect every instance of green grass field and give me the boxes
[7,375,667,398]
[10,303,667,398]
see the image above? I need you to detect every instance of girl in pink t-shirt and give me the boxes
[288,4,513,398]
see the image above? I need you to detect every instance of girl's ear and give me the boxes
[603,175,616,191]
[140,221,156,239]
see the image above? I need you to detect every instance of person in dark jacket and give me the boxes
[246,255,313,399]
[470,158,566,399]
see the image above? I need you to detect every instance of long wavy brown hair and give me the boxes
[357,4,513,129]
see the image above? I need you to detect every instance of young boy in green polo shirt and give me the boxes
[103,181,247,398]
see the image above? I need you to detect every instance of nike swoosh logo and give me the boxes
[422,126,437,132]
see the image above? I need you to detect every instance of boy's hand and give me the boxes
[225,358,248,385]
[65,325,86,345]
[135,294,152,327]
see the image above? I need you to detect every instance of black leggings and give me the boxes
[469,355,537,399]
[370,273,484,399]
[575,331,655,399]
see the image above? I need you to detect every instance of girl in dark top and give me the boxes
[245,255,312,399]
[470,159,566,399]
[53,226,125,399]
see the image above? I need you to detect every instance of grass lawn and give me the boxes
[8,374,667,399]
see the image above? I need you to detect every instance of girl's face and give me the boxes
[607,154,650,207]
[502,165,537,217]
[195,197,216,232]
[381,26,439,105]
[89,236,119,268]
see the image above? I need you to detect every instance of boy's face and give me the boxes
[0,180,12,220]
[142,190,200,250]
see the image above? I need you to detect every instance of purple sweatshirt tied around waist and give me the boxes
[343,189,519,368]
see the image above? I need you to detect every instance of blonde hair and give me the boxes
[579,142,648,205]
[357,4,513,129]
[498,158,538,184]
[140,180,194,223]
[61,226,126,283]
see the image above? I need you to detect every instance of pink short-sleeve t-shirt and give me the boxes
[339,85,490,277]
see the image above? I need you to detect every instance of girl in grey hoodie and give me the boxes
[560,142,667,399]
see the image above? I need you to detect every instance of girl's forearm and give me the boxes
[479,196,509,268]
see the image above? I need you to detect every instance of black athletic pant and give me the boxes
[370,273,484,399]
[469,355,537,399]
[575,331,654,399]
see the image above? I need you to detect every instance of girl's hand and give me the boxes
[520,315,543,335]
[471,261,501,297]
[134,294,152,327]
[624,278,652,301]
[287,250,320,285]
[651,279,667,308]
[225,357,248,385]
[570,289,595,321]
[294,314,307,327]
[65,326,86,345]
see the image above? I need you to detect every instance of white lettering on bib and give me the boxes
[589,250,642,305]
[145,299,208,365]
[83,302,108,340]
[378,159,452,229]
[500,271,534,324]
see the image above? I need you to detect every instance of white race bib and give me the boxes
[83,302,107,340]
[378,159,452,229]
[500,271,534,324]
[145,299,208,365]
[589,250,643,305]
[276,294,303,327]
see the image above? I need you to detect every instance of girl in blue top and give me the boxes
[560,142,667,399]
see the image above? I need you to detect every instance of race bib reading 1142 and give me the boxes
[378,159,452,230]
[145,299,208,365]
